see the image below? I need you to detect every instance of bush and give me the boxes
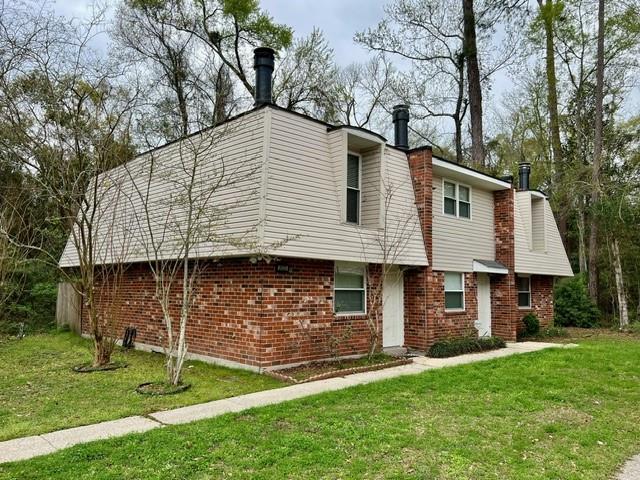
[428,336,506,358]
[554,274,599,328]
[522,313,540,337]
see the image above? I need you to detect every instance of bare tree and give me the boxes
[0,1,139,366]
[359,173,420,358]
[123,120,269,386]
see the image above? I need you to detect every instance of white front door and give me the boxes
[476,273,492,337]
[383,266,404,348]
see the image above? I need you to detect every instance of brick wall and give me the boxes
[492,189,518,341]
[405,147,433,350]
[427,271,479,343]
[82,257,383,369]
[516,275,554,331]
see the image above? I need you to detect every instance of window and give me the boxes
[346,153,361,224]
[335,262,366,314]
[443,180,471,219]
[517,276,531,308]
[444,272,465,310]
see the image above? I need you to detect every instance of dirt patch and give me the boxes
[266,354,413,384]
[538,406,593,425]
[136,382,191,396]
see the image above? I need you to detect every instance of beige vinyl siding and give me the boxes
[360,147,382,228]
[514,191,573,276]
[59,109,266,268]
[432,175,495,271]
[531,196,546,251]
[262,108,427,265]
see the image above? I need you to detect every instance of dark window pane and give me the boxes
[517,276,530,292]
[346,188,359,223]
[444,197,456,215]
[445,292,463,309]
[459,201,471,218]
[347,155,360,188]
[518,292,531,307]
[335,290,365,313]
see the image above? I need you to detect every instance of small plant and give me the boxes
[554,274,599,328]
[540,325,569,338]
[522,313,540,337]
[428,336,506,358]
[627,322,640,335]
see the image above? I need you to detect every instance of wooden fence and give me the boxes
[56,282,81,334]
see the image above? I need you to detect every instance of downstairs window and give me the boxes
[334,262,366,314]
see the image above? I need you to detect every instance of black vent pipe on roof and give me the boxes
[518,162,531,191]
[392,104,410,150]
[254,47,275,106]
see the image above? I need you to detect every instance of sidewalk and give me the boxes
[0,341,575,464]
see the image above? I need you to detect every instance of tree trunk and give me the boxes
[214,65,233,125]
[538,0,567,243]
[577,196,587,273]
[462,0,484,166]
[589,0,605,302]
[454,54,465,164]
[611,238,628,329]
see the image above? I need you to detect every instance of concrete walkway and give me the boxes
[0,341,574,464]
[616,454,640,480]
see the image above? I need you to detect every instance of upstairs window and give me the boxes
[443,180,471,219]
[444,272,465,310]
[346,153,361,224]
[335,262,366,314]
[517,276,531,308]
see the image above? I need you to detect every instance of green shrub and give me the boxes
[554,274,599,328]
[428,336,506,358]
[522,313,540,337]
[628,322,640,334]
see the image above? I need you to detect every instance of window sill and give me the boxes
[444,308,466,314]
[442,213,472,221]
[335,312,368,319]
[518,306,532,310]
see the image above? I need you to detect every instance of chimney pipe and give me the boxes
[253,47,275,106]
[518,162,531,191]
[392,104,410,150]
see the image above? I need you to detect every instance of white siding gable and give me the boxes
[514,191,573,276]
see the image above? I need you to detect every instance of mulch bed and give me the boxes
[136,382,191,396]
[72,362,128,373]
[265,356,413,384]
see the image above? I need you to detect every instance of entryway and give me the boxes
[476,272,492,337]
[383,266,404,348]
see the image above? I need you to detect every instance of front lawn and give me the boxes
[2,335,639,479]
[0,332,282,441]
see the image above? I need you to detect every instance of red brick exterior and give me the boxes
[82,258,386,369]
[517,275,554,331]
[492,189,518,341]
[404,147,432,350]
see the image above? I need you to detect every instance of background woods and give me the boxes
[1,0,639,340]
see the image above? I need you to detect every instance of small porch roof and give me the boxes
[473,259,509,275]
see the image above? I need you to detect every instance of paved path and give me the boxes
[0,341,574,464]
[616,454,640,480]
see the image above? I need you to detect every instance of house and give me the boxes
[59,47,573,371]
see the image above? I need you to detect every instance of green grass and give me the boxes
[0,332,282,441]
[2,336,639,479]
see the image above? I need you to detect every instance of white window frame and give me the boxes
[345,151,362,225]
[442,178,472,220]
[334,262,367,315]
[444,272,465,312]
[517,275,531,309]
